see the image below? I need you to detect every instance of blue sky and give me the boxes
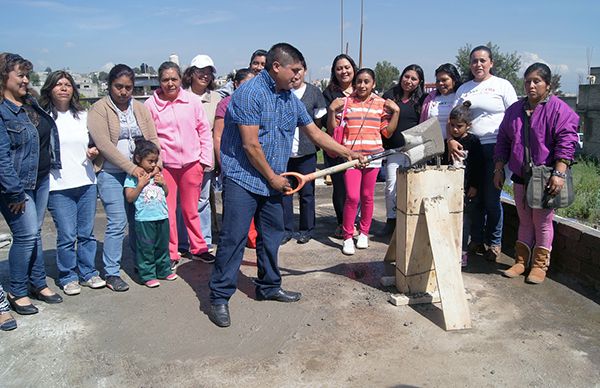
[2,0,599,94]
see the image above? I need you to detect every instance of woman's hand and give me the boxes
[493,169,505,190]
[328,98,346,113]
[384,99,400,114]
[547,175,565,196]
[154,172,165,186]
[86,146,99,160]
[466,186,478,198]
[8,200,26,215]
[447,138,464,163]
[132,166,147,179]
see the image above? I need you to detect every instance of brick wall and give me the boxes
[501,199,600,292]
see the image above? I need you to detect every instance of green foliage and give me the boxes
[557,157,600,227]
[29,72,41,86]
[550,73,563,96]
[455,42,522,93]
[374,61,400,93]
[98,71,109,82]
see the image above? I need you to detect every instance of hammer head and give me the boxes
[399,117,445,167]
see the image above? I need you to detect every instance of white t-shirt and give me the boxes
[290,84,326,157]
[49,111,97,191]
[454,76,517,145]
[427,92,456,139]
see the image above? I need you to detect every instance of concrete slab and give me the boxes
[1,184,599,387]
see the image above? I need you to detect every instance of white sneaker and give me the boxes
[80,275,106,289]
[63,281,81,296]
[356,233,369,249]
[342,238,355,255]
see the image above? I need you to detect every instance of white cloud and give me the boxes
[187,11,233,25]
[520,51,569,74]
[40,48,49,54]
[64,41,75,48]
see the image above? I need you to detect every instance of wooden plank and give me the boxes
[403,167,465,215]
[423,197,472,330]
[383,228,396,262]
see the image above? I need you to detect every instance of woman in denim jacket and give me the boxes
[0,53,63,319]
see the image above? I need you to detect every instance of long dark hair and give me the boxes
[328,54,358,90]
[39,70,84,119]
[435,63,462,95]
[0,52,33,102]
[108,64,135,88]
[392,64,425,108]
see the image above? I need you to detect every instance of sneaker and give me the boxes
[80,275,106,289]
[163,273,178,281]
[484,245,501,262]
[461,251,468,267]
[63,281,81,296]
[207,244,216,254]
[145,279,160,288]
[333,225,344,239]
[170,259,180,272]
[191,251,216,264]
[356,233,369,249]
[178,251,192,259]
[105,276,129,292]
[342,238,355,255]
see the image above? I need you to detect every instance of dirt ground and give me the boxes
[1,184,599,387]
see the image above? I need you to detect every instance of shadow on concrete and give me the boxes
[280,260,386,291]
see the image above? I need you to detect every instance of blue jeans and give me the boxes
[462,195,480,252]
[97,171,135,277]
[283,154,316,237]
[209,178,283,304]
[47,184,98,287]
[470,143,503,247]
[0,175,49,296]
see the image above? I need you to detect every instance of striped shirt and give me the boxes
[221,70,313,196]
[337,94,390,155]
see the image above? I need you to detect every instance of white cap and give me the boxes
[190,54,216,73]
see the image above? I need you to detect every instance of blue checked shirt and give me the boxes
[221,70,313,196]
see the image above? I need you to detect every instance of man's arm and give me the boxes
[239,124,291,193]
[300,122,364,162]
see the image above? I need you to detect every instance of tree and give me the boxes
[374,61,399,93]
[29,72,41,86]
[550,72,563,96]
[133,67,142,74]
[455,42,522,93]
[98,71,109,82]
[44,66,52,73]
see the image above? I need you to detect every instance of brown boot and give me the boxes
[502,241,530,278]
[526,246,551,284]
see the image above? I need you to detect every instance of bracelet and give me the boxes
[551,170,567,179]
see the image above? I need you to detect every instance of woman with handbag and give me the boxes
[493,62,579,284]
[328,68,399,255]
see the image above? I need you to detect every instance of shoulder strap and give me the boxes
[522,109,532,180]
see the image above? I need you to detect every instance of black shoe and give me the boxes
[7,294,39,315]
[191,251,215,264]
[297,234,311,244]
[376,218,395,237]
[31,287,63,304]
[256,288,302,303]
[209,304,231,327]
[280,234,292,245]
[106,276,130,292]
[178,250,192,260]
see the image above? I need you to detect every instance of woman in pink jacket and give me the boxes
[144,61,215,267]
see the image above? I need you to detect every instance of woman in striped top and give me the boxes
[327,68,400,255]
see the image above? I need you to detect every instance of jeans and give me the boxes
[0,175,49,296]
[384,153,405,219]
[462,195,480,252]
[470,144,503,247]
[97,171,135,277]
[198,169,213,245]
[47,184,98,287]
[343,167,379,240]
[513,183,554,249]
[283,154,316,237]
[209,178,283,304]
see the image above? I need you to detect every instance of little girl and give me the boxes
[328,68,400,255]
[124,139,177,287]
[446,101,484,267]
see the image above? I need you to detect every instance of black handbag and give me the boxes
[522,110,575,209]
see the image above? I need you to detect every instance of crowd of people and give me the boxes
[0,43,579,330]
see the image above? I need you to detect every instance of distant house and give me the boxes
[72,73,99,98]
[134,74,159,96]
[576,66,600,158]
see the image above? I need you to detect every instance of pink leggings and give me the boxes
[513,183,554,249]
[343,168,379,240]
[164,162,208,260]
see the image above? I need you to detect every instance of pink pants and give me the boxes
[513,183,554,249]
[343,168,379,240]
[164,162,208,260]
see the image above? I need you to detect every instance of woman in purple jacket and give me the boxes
[493,63,579,284]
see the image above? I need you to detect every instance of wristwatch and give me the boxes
[551,170,567,179]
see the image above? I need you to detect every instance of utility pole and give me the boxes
[340,0,344,54]
[359,0,364,68]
